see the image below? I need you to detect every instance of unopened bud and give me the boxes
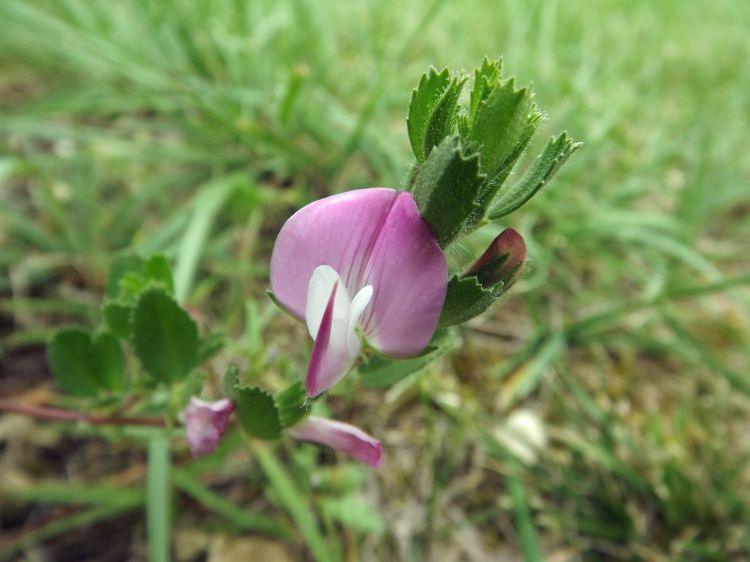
[466,228,526,288]
[183,397,234,458]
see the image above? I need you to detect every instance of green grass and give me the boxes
[1,0,749,560]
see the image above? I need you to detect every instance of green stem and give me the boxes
[245,437,336,562]
[147,432,171,562]
[507,461,543,562]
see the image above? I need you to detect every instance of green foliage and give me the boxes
[438,275,499,327]
[223,366,282,440]
[407,58,578,235]
[411,136,485,247]
[106,254,145,299]
[464,58,504,134]
[47,328,125,397]
[102,301,132,340]
[132,288,199,384]
[321,494,386,535]
[359,331,452,387]
[407,68,465,164]
[146,432,171,562]
[196,331,228,364]
[468,79,541,215]
[235,387,282,440]
[113,254,175,302]
[275,381,313,428]
[489,133,582,219]
[142,255,175,295]
[468,78,538,178]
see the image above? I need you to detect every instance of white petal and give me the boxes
[306,265,351,340]
[306,284,362,396]
[347,285,373,352]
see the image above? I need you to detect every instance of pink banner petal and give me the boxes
[270,188,447,359]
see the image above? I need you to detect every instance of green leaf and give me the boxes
[223,366,283,439]
[142,255,174,294]
[489,132,582,219]
[106,254,144,300]
[469,79,538,183]
[321,494,386,535]
[411,136,486,247]
[119,272,151,301]
[407,68,450,163]
[90,331,125,392]
[47,328,100,397]
[47,327,124,396]
[359,332,451,388]
[275,381,312,427]
[106,253,174,303]
[131,288,199,384]
[438,275,505,327]
[235,387,282,440]
[102,301,132,340]
[467,58,504,130]
[422,76,466,161]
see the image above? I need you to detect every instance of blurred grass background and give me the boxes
[1,0,749,560]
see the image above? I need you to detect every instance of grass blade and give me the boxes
[147,432,171,562]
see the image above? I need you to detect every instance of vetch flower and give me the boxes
[183,397,234,458]
[288,416,382,467]
[270,188,448,397]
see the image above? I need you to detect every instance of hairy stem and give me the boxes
[0,399,165,427]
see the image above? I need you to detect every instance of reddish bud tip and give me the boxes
[467,228,526,288]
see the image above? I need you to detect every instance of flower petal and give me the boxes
[288,416,382,467]
[305,265,351,340]
[306,279,360,397]
[357,191,447,356]
[347,285,373,349]
[183,397,234,458]
[270,188,447,358]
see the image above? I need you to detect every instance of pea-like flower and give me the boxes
[183,397,234,458]
[289,416,382,467]
[271,188,448,397]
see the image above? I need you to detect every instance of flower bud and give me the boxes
[183,397,234,458]
[466,228,526,288]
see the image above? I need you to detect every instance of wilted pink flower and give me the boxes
[270,188,447,397]
[467,228,526,288]
[288,416,382,467]
[183,397,234,458]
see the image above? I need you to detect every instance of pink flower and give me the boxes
[270,188,447,397]
[288,416,382,467]
[183,397,234,458]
